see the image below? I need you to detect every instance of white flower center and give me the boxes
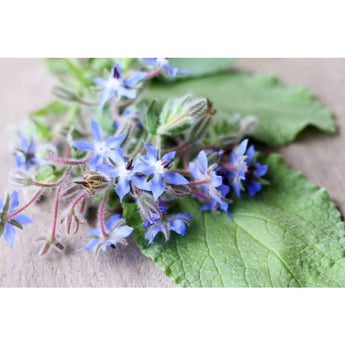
[154,161,166,174]
[156,58,168,68]
[109,78,122,89]
[94,141,107,156]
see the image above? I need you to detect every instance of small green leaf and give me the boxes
[148,72,336,146]
[141,99,159,134]
[30,101,69,118]
[169,58,237,77]
[124,154,345,287]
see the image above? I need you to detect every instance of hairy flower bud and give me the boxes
[157,95,208,135]
[75,171,109,194]
[9,170,34,187]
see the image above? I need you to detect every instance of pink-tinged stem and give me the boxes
[189,145,218,151]
[112,99,122,123]
[145,69,161,79]
[5,189,42,219]
[48,152,91,166]
[183,151,189,170]
[220,163,237,171]
[162,142,191,154]
[33,167,71,188]
[190,189,211,200]
[51,186,61,239]
[170,169,191,175]
[189,179,207,186]
[70,192,87,212]
[98,194,108,238]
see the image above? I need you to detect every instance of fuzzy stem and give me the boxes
[220,163,237,171]
[32,167,71,188]
[145,69,161,78]
[189,179,207,186]
[51,186,60,239]
[5,189,42,219]
[162,142,191,154]
[190,189,211,200]
[170,169,191,175]
[98,194,108,238]
[48,152,91,166]
[69,192,88,212]
[112,99,122,122]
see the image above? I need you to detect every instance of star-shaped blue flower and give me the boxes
[0,191,32,248]
[97,149,145,203]
[78,214,134,255]
[15,133,39,171]
[72,118,126,170]
[135,142,189,200]
[141,58,190,78]
[189,150,230,217]
[145,213,191,244]
[90,64,147,109]
[244,144,268,196]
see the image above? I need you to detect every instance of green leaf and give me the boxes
[124,154,345,287]
[30,101,69,118]
[141,99,159,135]
[148,72,336,146]
[169,58,237,77]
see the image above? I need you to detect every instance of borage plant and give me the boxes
[2,58,345,287]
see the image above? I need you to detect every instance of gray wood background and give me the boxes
[0,59,344,287]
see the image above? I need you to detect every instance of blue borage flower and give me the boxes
[244,144,268,196]
[226,139,268,198]
[189,150,231,218]
[135,142,189,200]
[90,63,147,109]
[141,58,190,78]
[78,214,134,255]
[0,191,32,248]
[15,133,39,171]
[72,118,126,170]
[97,149,145,203]
[145,213,191,244]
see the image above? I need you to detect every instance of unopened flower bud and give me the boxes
[9,170,34,187]
[75,171,109,194]
[157,95,208,135]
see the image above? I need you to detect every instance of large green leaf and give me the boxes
[124,154,345,287]
[169,58,237,77]
[148,72,336,146]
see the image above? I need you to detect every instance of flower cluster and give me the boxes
[3,58,268,256]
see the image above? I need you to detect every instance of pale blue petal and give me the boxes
[145,225,162,244]
[107,149,125,166]
[151,174,165,200]
[164,172,188,185]
[124,72,146,87]
[18,133,30,151]
[141,58,157,65]
[170,219,186,236]
[91,118,103,142]
[232,180,242,199]
[116,177,130,203]
[197,150,208,172]
[117,86,136,99]
[86,228,101,236]
[79,238,100,252]
[132,175,152,191]
[188,162,203,180]
[9,191,19,212]
[210,171,223,188]
[161,151,176,162]
[97,165,119,178]
[200,202,214,212]
[72,141,94,152]
[245,145,255,164]
[105,133,127,148]
[99,86,117,109]
[106,214,121,230]
[89,154,103,170]
[3,223,16,248]
[113,225,134,238]
[143,141,157,161]
[90,77,108,88]
[134,161,154,175]
[0,198,3,213]
[235,139,248,158]
[12,214,32,225]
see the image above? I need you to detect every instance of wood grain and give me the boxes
[0,58,344,287]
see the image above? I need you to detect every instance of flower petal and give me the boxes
[151,174,165,200]
[145,225,162,244]
[12,214,32,226]
[89,154,103,170]
[255,163,268,177]
[9,191,19,212]
[197,150,208,172]
[235,139,248,158]
[105,214,121,230]
[113,225,134,239]
[91,119,103,143]
[143,141,158,162]
[247,181,262,197]
[117,86,137,99]
[105,134,127,148]
[124,72,146,87]
[3,223,16,248]
[164,172,188,185]
[116,177,130,203]
[161,151,176,162]
[99,85,117,109]
[72,141,94,152]
[90,77,108,88]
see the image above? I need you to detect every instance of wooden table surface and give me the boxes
[0,58,344,287]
